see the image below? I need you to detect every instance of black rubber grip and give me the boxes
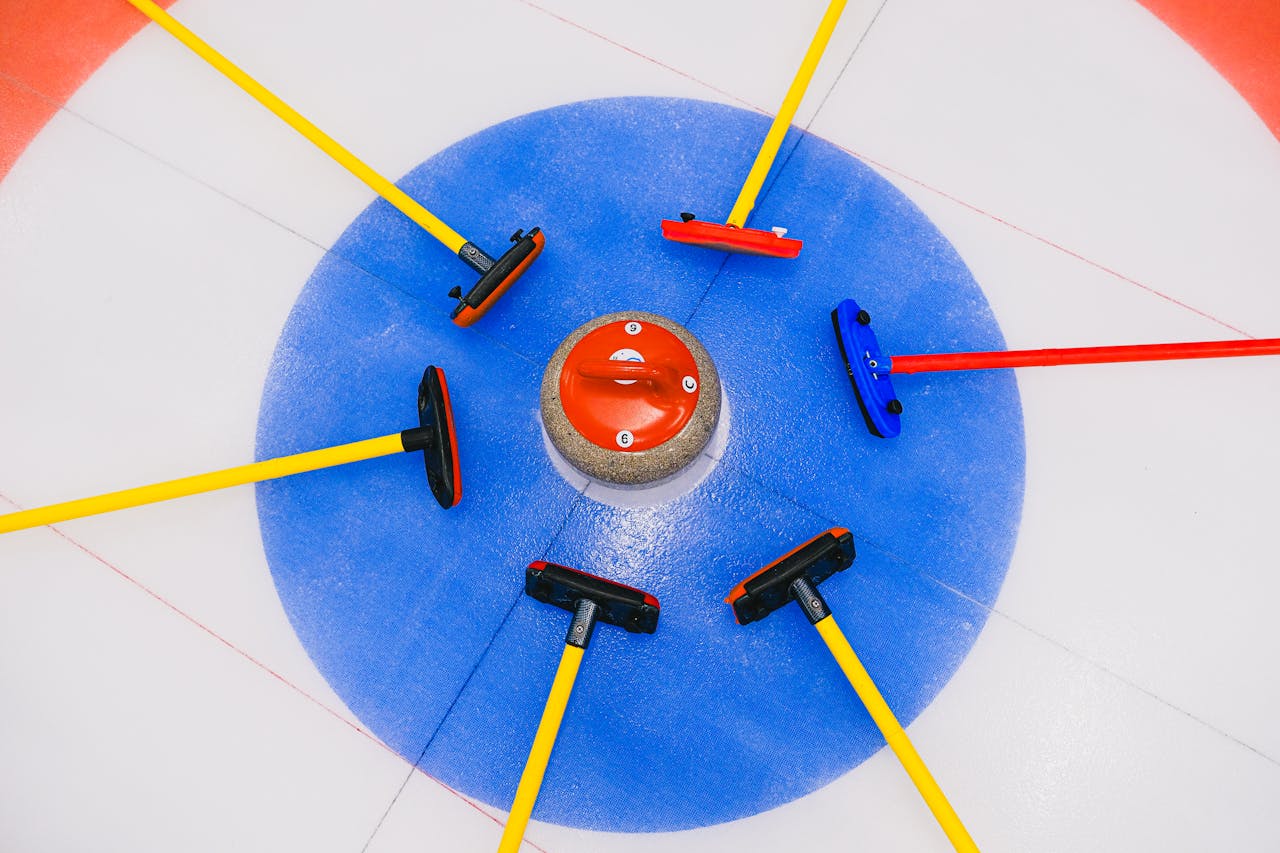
[526,561,659,635]
[451,228,541,314]
[731,530,855,625]
[415,365,459,509]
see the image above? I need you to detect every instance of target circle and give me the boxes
[254,97,1025,831]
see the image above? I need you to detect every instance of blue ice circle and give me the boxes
[255,98,1024,832]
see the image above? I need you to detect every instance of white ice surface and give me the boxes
[2,0,1278,851]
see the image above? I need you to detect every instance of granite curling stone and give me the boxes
[541,311,721,486]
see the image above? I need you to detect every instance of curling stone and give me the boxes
[541,311,721,486]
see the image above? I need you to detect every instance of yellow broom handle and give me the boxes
[726,0,848,228]
[122,0,468,253]
[497,642,585,853]
[813,615,980,852]
[0,433,405,534]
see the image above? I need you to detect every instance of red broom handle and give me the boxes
[890,338,1280,375]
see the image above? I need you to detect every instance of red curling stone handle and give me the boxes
[576,359,680,395]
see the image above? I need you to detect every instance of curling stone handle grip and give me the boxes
[576,359,679,392]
